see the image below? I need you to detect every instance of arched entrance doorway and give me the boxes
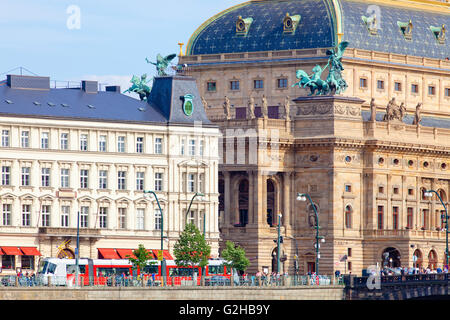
[381,247,401,268]
[238,179,249,227]
[413,249,423,268]
[428,250,438,270]
[57,248,75,259]
[267,180,275,227]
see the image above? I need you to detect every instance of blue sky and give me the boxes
[0,0,242,91]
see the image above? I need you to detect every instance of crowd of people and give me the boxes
[370,266,449,276]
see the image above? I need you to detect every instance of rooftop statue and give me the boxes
[124,74,152,101]
[292,41,349,96]
[146,53,177,76]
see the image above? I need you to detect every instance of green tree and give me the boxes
[127,244,155,275]
[173,223,211,268]
[221,240,250,275]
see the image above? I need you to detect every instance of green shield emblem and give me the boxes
[183,94,194,116]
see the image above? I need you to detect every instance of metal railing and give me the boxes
[0,274,342,288]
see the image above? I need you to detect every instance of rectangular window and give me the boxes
[154,210,162,230]
[61,206,69,227]
[117,136,125,153]
[136,137,144,153]
[445,88,450,97]
[378,186,384,194]
[21,131,30,148]
[21,255,34,270]
[60,133,69,150]
[80,134,88,151]
[394,82,402,92]
[2,204,11,226]
[345,184,352,192]
[41,132,49,149]
[41,205,50,227]
[22,204,31,226]
[155,172,163,191]
[80,169,89,189]
[181,138,186,155]
[1,166,10,186]
[411,84,419,94]
[188,173,196,193]
[41,168,50,187]
[136,172,144,191]
[118,171,126,190]
[393,206,399,230]
[99,207,107,229]
[377,206,384,230]
[21,167,31,186]
[422,209,428,229]
[80,206,89,228]
[359,78,368,88]
[253,79,264,89]
[2,130,9,147]
[428,86,436,96]
[136,208,145,230]
[377,80,385,90]
[348,248,352,257]
[187,210,195,226]
[206,82,216,92]
[60,169,70,188]
[189,139,196,156]
[118,208,127,229]
[99,135,107,152]
[277,78,288,89]
[408,188,414,196]
[99,170,108,189]
[2,255,15,270]
[230,80,240,91]
[155,137,163,154]
[407,207,414,229]
[393,187,399,195]
[198,173,204,193]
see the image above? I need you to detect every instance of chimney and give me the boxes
[105,86,121,93]
[81,80,98,93]
[7,75,50,90]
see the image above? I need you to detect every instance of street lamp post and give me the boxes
[277,213,282,274]
[425,190,449,268]
[297,193,323,275]
[75,210,80,287]
[185,192,205,230]
[144,190,166,284]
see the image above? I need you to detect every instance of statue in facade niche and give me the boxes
[284,96,291,120]
[262,95,268,118]
[247,96,255,119]
[292,41,349,96]
[412,103,423,125]
[370,98,377,122]
[223,96,231,120]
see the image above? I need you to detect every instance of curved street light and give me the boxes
[185,192,205,232]
[297,193,324,275]
[425,190,449,268]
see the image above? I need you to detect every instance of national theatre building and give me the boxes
[179,0,450,275]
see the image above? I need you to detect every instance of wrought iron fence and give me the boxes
[0,274,342,288]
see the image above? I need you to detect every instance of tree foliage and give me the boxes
[127,244,155,272]
[173,223,211,268]
[221,241,250,273]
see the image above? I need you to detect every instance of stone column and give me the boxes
[224,171,231,227]
[248,170,255,225]
[261,172,267,226]
[283,172,291,229]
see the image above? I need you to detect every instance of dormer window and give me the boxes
[236,16,253,36]
[430,25,446,44]
[398,20,413,40]
[361,14,378,35]
[283,13,301,34]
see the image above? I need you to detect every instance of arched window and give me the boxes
[421,188,428,201]
[345,205,352,229]
[438,189,447,202]
[428,250,438,270]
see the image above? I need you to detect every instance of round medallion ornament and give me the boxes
[183,94,194,116]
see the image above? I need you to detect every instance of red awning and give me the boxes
[116,249,136,259]
[151,249,159,258]
[98,248,120,259]
[0,248,4,255]
[20,247,42,256]
[1,246,23,255]
[163,250,173,260]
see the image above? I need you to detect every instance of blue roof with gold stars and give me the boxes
[186,0,450,60]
